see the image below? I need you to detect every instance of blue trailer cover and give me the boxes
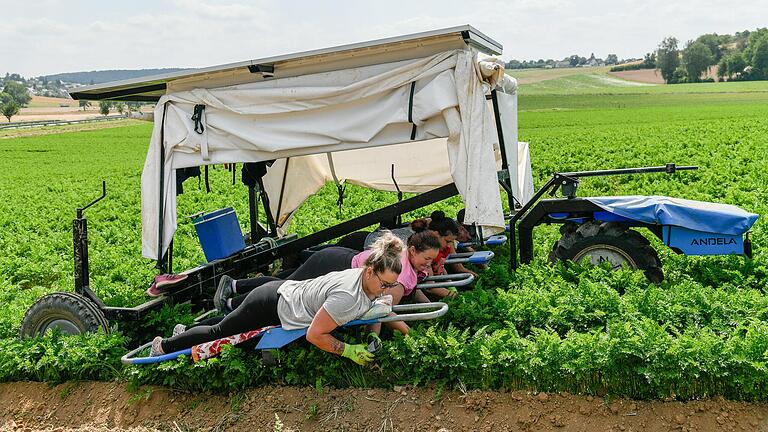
[586,196,758,235]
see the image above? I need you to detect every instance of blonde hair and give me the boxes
[364,232,404,274]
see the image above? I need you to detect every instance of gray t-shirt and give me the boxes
[363,227,414,249]
[276,268,373,330]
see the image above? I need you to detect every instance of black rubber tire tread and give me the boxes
[20,292,110,338]
[549,221,664,283]
[55,291,111,333]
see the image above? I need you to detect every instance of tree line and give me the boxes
[0,73,150,122]
[504,27,768,86]
[505,53,628,69]
[655,28,766,84]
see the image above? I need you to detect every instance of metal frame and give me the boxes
[70,94,512,324]
[509,165,697,267]
[73,179,461,321]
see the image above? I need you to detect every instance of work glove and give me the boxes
[342,343,375,365]
[366,332,382,353]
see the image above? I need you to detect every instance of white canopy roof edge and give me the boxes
[140,49,510,260]
[69,25,501,102]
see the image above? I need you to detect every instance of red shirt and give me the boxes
[431,244,455,275]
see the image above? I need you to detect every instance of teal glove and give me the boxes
[342,343,375,365]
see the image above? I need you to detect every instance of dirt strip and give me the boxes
[1,381,767,431]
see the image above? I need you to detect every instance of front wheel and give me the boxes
[20,292,110,338]
[548,221,664,283]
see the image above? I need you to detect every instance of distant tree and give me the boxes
[656,37,681,84]
[695,33,724,62]
[99,101,112,116]
[7,73,25,84]
[729,54,748,78]
[79,100,91,111]
[671,66,688,84]
[642,52,656,68]
[115,102,126,115]
[717,58,727,80]
[682,41,714,82]
[0,92,11,105]
[744,30,768,79]
[1,100,19,122]
[605,54,618,65]
[126,102,141,112]
[2,81,31,106]
[568,55,580,67]
[719,53,747,80]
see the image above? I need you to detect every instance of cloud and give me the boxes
[3,1,768,77]
[168,0,269,21]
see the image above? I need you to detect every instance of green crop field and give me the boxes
[511,66,768,96]
[1,77,767,399]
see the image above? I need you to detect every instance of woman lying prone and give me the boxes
[150,234,404,365]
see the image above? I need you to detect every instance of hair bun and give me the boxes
[410,218,429,232]
[364,231,404,275]
[430,210,446,221]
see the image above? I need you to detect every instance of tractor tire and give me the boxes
[20,292,110,338]
[549,221,664,283]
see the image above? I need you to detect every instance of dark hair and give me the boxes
[407,230,441,252]
[428,210,459,237]
[456,208,466,225]
[364,232,403,274]
[410,218,430,233]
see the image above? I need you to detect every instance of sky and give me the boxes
[1,0,766,77]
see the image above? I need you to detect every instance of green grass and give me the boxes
[1,80,767,400]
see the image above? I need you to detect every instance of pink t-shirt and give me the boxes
[351,250,422,296]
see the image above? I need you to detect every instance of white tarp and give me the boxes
[261,137,534,231]
[141,49,506,260]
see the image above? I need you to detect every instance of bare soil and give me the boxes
[27,96,77,108]
[1,381,767,432]
[610,66,722,84]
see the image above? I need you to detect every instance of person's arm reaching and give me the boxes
[306,307,373,365]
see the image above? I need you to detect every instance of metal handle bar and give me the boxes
[444,251,494,265]
[377,302,448,322]
[121,343,193,365]
[76,181,106,218]
[560,163,698,178]
[416,273,475,289]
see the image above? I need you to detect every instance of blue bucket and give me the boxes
[193,207,246,262]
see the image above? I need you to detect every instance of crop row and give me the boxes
[0,89,766,400]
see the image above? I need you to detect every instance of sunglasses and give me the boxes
[373,272,400,289]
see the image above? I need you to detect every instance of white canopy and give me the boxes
[141,48,516,260]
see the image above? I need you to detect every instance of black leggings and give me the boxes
[230,247,358,308]
[161,280,284,353]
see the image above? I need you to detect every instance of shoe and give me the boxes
[150,336,165,357]
[172,324,187,337]
[155,273,188,288]
[214,275,235,313]
[146,283,163,297]
[146,273,189,297]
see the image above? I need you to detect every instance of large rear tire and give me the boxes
[20,292,110,338]
[549,221,664,283]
